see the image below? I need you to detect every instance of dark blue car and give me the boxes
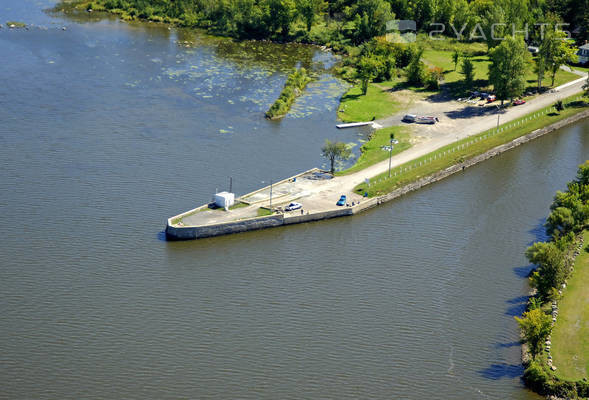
[336,195,346,206]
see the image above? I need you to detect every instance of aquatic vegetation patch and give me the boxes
[6,21,27,28]
[265,68,312,120]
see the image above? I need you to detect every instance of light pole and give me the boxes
[496,104,501,130]
[269,179,273,210]
[388,133,395,178]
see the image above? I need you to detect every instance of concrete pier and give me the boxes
[165,108,589,241]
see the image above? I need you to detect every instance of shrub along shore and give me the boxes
[517,161,589,399]
[265,68,312,120]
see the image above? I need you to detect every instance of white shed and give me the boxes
[214,192,235,208]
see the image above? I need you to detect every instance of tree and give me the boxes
[488,36,528,105]
[406,48,426,86]
[356,54,380,95]
[539,28,575,87]
[460,56,475,87]
[352,0,394,44]
[321,140,352,174]
[480,4,507,50]
[296,0,326,32]
[452,49,460,71]
[534,56,545,92]
[526,242,567,299]
[584,75,589,97]
[576,160,589,185]
[267,0,297,38]
[554,99,565,114]
[515,308,552,359]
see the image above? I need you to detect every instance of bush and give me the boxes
[577,380,589,397]
[424,66,443,90]
[406,48,426,86]
[424,73,439,90]
[523,360,550,393]
[552,381,578,398]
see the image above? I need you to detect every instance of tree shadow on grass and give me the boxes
[478,363,524,380]
[443,78,490,98]
[340,93,363,101]
[567,100,588,108]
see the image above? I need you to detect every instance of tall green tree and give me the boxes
[267,0,297,38]
[526,242,567,299]
[515,309,552,359]
[534,57,545,91]
[488,36,528,105]
[296,0,326,32]
[452,49,460,71]
[460,56,474,87]
[406,47,426,86]
[480,4,507,50]
[356,54,381,95]
[321,140,353,174]
[352,0,394,44]
[539,28,575,87]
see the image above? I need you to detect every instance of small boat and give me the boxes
[416,116,438,124]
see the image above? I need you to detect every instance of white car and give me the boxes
[285,202,302,211]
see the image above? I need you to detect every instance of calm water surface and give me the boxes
[1,2,588,399]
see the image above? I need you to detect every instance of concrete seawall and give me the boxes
[166,109,589,240]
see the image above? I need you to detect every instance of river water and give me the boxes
[1,2,588,399]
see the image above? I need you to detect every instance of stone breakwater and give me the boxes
[165,109,589,241]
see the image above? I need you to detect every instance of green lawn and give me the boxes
[257,207,273,217]
[337,82,408,122]
[571,64,589,73]
[422,49,490,85]
[422,49,579,93]
[355,94,588,197]
[337,126,411,175]
[551,230,589,381]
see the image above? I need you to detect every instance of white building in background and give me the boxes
[578,44,589,64]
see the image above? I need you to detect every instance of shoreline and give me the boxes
[519,235,588,399]
[166,107,589,240]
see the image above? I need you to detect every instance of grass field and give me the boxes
[337,126,411,175]
[338,44,580,124]
[551,230,589,381]
[337,83,403,122]
[354,94,588,197]
[257,207,273,217]
[571,64,589,73]
[421,49,580,92]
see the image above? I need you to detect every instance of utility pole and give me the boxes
[388,133,395,177]
[269,179,273,210]
[496,105,500,130]
[229,176,233,193]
